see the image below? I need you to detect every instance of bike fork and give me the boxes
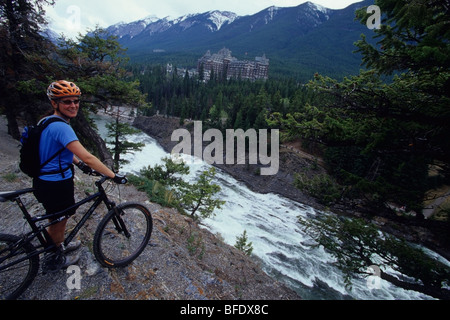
[112,207,131,238]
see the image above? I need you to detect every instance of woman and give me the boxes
[34,80,126,273]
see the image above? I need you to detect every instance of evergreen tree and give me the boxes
[234,230,254,256]
[354,0,450,179]
[57,28,148,111]
[106,111,144,171]
[271,0,450,214]
[0,0,56,139]
[300,215,450,299]
[295,0,450,300]
[133,159,224,220]
[179,167,225,219]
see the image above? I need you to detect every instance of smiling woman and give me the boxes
[31,80,126,273]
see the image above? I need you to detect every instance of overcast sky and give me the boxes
[44,0,364,39]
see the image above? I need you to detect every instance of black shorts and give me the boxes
[33,178,75,218]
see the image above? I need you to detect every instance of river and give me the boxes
[94,114,443,300]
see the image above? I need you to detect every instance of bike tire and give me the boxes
[93,202,152,268]
[0,234,39,300]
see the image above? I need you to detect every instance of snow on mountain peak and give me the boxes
[170,14,195,24]
[107,14,162,39]
[265,6,281,23]
[306,1,329,14]
[207,11,238,31]
[105,2,334,39]
[142,15,160,25]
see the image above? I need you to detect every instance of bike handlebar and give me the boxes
[90,171,128,185]
[89,170,104,177]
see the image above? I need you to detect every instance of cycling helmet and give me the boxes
[47,80,81,100]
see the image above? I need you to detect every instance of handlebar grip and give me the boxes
[89,170,103,177]
[113,174,128,184]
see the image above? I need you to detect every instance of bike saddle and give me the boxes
[0,188,34,203]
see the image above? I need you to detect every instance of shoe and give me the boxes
[42,247,80,274]
[62,240,81,254]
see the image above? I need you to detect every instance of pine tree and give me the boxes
[179,168,225,219]
[234,230,254,256]
[106,111,144,171]
[296,0,450,299]
[0,0,56,139]
[279,0,450,213]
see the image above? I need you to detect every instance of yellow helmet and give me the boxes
[47,80,81,100]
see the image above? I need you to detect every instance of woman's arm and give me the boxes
[66,140,115,178]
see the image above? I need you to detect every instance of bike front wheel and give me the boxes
[93,202,152,268]
[0,234,39,300]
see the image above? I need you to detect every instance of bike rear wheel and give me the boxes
[93,202,152,268]
[0,234,39,300]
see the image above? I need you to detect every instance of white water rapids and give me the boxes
[94,114,447,300]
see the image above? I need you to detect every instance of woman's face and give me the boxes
[51,97,80,121]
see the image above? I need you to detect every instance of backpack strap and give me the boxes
[39,146,66,172]
[38,117,71,178]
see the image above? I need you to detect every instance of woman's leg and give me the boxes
[33,177,75,248]
[47,219,68,247]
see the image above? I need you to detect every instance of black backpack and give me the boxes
[19,117,67,178]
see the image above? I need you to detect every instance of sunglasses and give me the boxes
[59,99,80,105]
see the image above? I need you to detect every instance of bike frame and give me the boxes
[0,176,115,272]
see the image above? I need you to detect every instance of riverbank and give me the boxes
[133,115,450,262]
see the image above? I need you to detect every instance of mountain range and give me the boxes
[104,0,375,80]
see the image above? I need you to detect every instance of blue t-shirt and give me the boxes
[39,116,79,181]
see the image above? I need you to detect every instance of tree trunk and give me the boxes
[5,107,20,141]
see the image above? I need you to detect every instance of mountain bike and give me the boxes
[0,173,153,300]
